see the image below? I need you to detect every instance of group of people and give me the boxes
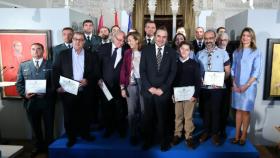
[15,19,262,157]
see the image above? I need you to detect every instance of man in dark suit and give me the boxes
[192,26,205,55]
[53,32,100,147]
[83,19,102,52]
[143,20,156,46]
[16,43,54,157]
[52,27,74,63]
[140,26,177,151]
[97,31,128,138]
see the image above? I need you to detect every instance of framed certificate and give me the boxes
[204,71,225,87]
[59,76,79,95]
[173,86,195,102]
[25,80,46,94]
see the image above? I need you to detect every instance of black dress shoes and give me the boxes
[171,136,181,146]
[81,135,95,141]
[160,143,171,152]
[130,136,139,146]
[103,130,113,138]
[30,148,40,158]
[185,138,195,149]
[66,139,76,148]
[212,134,221,146]
[141,142,151,151]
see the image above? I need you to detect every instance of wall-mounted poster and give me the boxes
[264,38,280,99]
[0,30,51,98]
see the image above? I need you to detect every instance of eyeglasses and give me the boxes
[73,38,84,42]
[207,52,212,71]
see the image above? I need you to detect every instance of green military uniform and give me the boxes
[16,59,54,151]
[84,34,102,53]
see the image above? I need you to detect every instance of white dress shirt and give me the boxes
[155,44,165,56]
[112,43,122,68]
[33,58,43,68]
[72,48,85,81]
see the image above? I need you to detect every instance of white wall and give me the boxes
[225,10,248,40]
[226,9,280,145]
[0,8,88,139]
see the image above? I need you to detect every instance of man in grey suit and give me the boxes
[52,27,74,63]
[16,43,54,157]
[83,19,102,52]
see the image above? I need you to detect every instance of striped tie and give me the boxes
[156,47,162,71]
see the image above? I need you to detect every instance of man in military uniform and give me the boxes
[83,19,102,52]
[16,43,54,157]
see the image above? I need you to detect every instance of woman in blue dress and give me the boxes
[230,27,262,145]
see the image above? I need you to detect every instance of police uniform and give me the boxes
[16,59,54,151]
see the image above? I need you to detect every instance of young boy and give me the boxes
[172,41,201,149]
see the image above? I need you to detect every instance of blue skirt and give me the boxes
[231,84,257,112]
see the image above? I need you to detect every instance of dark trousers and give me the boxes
[142,93,171,145]
[26,98,54,149]
[221,78,232,133]
[102,95,127,134]
[201,88,225,135]
[61,92,91,140]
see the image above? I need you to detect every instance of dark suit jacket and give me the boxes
[140,44,177,96]
[192,39,205,55]
[16,59,54,109]
[84,34,102,53]
[97,42,128,96]
[142,37,155,46]
[52,43,70,64]
[52,48,100,98]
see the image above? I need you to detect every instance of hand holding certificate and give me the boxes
[25,80,46,94]
[59,76,80,95]
[173,86,195,102]
[203,71,225,87]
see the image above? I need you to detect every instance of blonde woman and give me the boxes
[230,27,262,145]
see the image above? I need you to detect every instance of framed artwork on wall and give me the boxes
[0,30,51,98]
[264,38,280,99]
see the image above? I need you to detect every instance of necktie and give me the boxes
[156,47,162,71]
[67,44,71,48]
[87,36,91,42]
[35,60,39,70]
[147,39,151,45]
[111,47,118,67]
[198,41,202,48]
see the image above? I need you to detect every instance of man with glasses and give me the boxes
[53,32,100,147]
[97,31,129,138]
[196,30,230,146]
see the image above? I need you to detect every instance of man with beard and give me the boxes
[196,30,230,146]
[98,26,110,44]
